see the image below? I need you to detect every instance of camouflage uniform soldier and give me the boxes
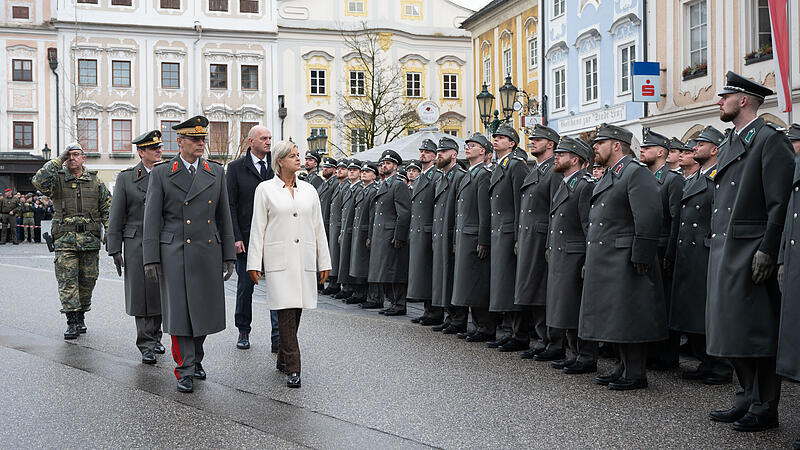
[21,195,36,242]
[33,143,112,340]
[0,188,20,245]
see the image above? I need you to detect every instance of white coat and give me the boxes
[246,176,332,310]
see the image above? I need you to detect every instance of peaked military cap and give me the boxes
[465,132,492,153]
[641,128,671,148]
[380,149,402,166]
[362,161,379,175]
[338,158,350,168]
[406,160,422,171]
[718,71,773,99]
[172,115,209,136]
[594,123,633,145]
[555,137,592,161]
[682,139,698,151]
[668,137,685,151]
[298,172,308,181]
[694,125,725,146]
[419,138,438,152]
[322,156,338,168]
[437,136,458,152]
[493,124,520,146]
[787,123,800,141]
[397,168,409,182]
[348,158,363,170]
[305,150,322,163]
[530,124,560,143]
[132,129,163,148]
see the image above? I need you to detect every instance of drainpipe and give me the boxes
[642,0,648,119]
[48,51,60,152]
[540,3,547,126]
[193,21,203,114]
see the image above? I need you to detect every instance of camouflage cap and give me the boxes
[465,132,492,153]
[786,123,800,141]
[593,123,633,145]
[530,124,560,143]
[694,125,725,146]
[492,124,520,146]
[419,139,437,152]
[641,128,671,149]
[555,137,592,161]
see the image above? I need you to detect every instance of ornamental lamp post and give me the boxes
[476,83,494,125]
[42,143,51,161]
[498,76,518,120]
[316,131,328,153]
[306,135,315,152]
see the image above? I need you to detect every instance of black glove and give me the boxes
[223,261,235,281]
[751,250,775,285]
[366,238,371,249]
[778,264,784,293]
[633,262,649,276]
[112,252,124,277]
[144,263,162,283]
[392,238,405,249]
[477,244,489,260]
[513,241,518,256]
[544,248,550,263]
[662,258,673,274]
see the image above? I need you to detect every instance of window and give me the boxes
[350,128,367,153]
[241,65,258,90]
[444,129,459,137]
[209,0,228,11]
[503,48,512,77]
[112,120,132,153]
[78,59,97,86]
[404,4,420,16]
[240,0,258,13]
[77,119,98,152]
[349,70,365,96]
[160,0,180,8]
[111,0,132,5]
[77,0,98,3]
[688,0,707,67]
[161,62,180,89]
[310,69,326,95]
[754,0,772,49]
[161,121,179,152]
[528,36,538,69]
[619,43,636,94]
[112,60,131,87]
[553,66,566,110]
[240,121,258,147]
[210,64,227,89]
[443,73,458,99]
[553,0,565,17]
[210,122,229,155]
[348,1,364,13]
[13,122,33,149]
[12,59,32,82]
[406,72,421,97]
[483,58,491,85]
[12,6,30,18]
[583,56,598,103]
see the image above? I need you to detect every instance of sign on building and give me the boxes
[632,62,661,102]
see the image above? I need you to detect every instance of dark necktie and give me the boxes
[189,165,196,177]
[258,160,267,180]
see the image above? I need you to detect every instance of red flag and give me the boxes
[768,0,792,112]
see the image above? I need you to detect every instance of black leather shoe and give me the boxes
[360,302,383,309]
[333,290,352,299]
[321,286,340,295]
[487,335,512,348]
[457,330,476,339]
[709,407,748,423]
[344,297,363,304]
[237,333,250,350]
[384,308,407,316]
[142,350,156,365]
[419,317,444,326]
[498,339,530,352]
[732,413,779,432]
[551,358,576,369]
[287,372,301,388]
[442,325,467,335]
[519,347,545,359]
[608,377,648,391]
[276,360,288,374]
[177,376,193,393]
[76,312,87,334]
[702,373,732,385]
[681,368,708,380]
[533,349,567,362]
[194,363,206,380]
[793,438,799,449]
[431,323,450,332]
[595,373,622,386]
[465,332,494,343]
[410,317,423,324]
[64,313,79,340]
[564,361,598,374]
[154,343,166,354]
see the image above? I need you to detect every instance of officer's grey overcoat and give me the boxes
[654,165,684,306]
[431,165,467,308]
[777,154,800,380]
[107,161,161,317]
[407,169,439,299]
[327,180,346,277]
[452,165,492,308]
[143,155,235,337]
[368,173,411,283]
[338,181,363,284]
[350,181,378,279]
[317,175,337,239]
[706,119,795,357]
[578,155,667,343]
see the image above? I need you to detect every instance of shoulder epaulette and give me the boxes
[456,166,467,173]
[669,168,682,174]
[153,159,170,166]
[582,173,596,182]
[765,122,782,131]
[512,154,527,163]
[120,166,135,173]
[631,159,647,167]
[206,159,223,165]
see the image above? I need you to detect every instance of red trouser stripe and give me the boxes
[170,335,183,380]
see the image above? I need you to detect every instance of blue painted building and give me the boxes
[543,0,645,141]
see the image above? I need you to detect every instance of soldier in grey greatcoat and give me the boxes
[322,159,349,296]
[639,129,684,371]
[706,72,795,432]
[304,150,323,189]
[407,140,442,325]
[316,156,338,240]
[580,123,665,391]
[142,116,236,393]
[452,134,495,342]
[350,162,380,307]
[486,125,531,352]
[107,130,165,364]
[338,160,363,303]
[430,137,468,333]
[669,126,731,384]
[545,137,597,374]
[368,150,411,315]
[515,124,564,361]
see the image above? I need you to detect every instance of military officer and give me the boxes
[142,115,236,393]
[678,138,700,180]
[0,188,20,245]
[33,143,112,339]
[368,150,411,315]
[430,137,468,333]
[338,159,364,303]
[321,159,350,296]
[515,124,564,361]
[545,137,597,373]
[667,138,683,172]
[580,123,665,391]
[406,160,421,183]
[486,125,531,352]
[452,134,495,342]
[639,128,685,370]
[407,139,443,324]
[351,162,380,307]
[669,126,731,384]
[317,156,338,239]
[107,130,165,363]
[787,123,800,155]
[20,195,36,242]
[304,149,323,189]
[706,72,795,431]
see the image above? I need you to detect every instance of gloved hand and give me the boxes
[544,248,550,263]
[662,258,673,274]
[581,265,585,280]
[751,250,775,285]
[112,252,124,277]
[778,264,784,293]
[144,263,162,283]
[392,238,405,249]
[477,244,489,260]
[513,241,518,256]
[366,238,371,249]
[223,260,235,281]
[633,262,649,276]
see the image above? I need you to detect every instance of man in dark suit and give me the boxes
[226,125,278,351]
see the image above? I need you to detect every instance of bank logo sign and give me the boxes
[632,62,661,102]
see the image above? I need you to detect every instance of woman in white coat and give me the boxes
[247,140,331,388]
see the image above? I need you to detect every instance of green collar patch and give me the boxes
[569,176,577,189]
[744,128,756,143]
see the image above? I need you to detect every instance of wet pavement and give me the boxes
[1,234,798,449]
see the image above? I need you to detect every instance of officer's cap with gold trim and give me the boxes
[348,158,363,170]
[492,125,520,146]
[694,125,725,146]
[436,137,458,152]
[530,124,560,143]
[172,115,209,136]
[718,71,773,100]
[305,150,322,164]
[641,128,671,149]
[555,137,592,161]
[594,123,633,145]
[465,133,492,153]
[380,149,403,166]
[419,139,437,153]
[322,156,338,168]
[132,129,163,149]
[787,123,800,141]
[406,160,422,171]
[362,161,379,175]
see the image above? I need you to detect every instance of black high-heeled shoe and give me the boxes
[287,372,301,388]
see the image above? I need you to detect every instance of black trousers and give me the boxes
[135,315,163,354]
[277,309,303,374]
[565,329,598,364]
[688,333,731,377]
[421,299,443,321]
[470,307,496,336]
[380,283,407,309]
[171,335,205,379]
[445,305,469,328]
[611,343,648,380]
[729,356,781,418]
[510,310,532,343]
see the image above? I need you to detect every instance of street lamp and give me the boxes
[316,131,328,153]
[498,76,518,119]
[42,143,51,160]
[306,135,315,152]
[477,83,504,135]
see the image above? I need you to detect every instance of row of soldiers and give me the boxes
[0,188,50,244]
[311,71,800,442]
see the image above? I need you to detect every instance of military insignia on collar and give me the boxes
[569,177,577,189]
[171,161,179,172]
[614,162,623,175]
[655,167,663,180]
[744,128,756,143]
[137,168,142,177]
[709,169,717,179]
[71,183,77,189]
[502,155,509,168]
[203,160,211,171]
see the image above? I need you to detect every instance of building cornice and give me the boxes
[277,24,470,42]
[52,20,278,39]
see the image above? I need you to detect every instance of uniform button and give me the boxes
[730,181,735,186]
[681,222,685,226]
[599,241,604,245]
[551,214,555,218]
[186,239,191,244]
[550,230,553,234]
[679,239,682,244]
[208,200,212,204]
[528,209,532,213]
[692,223,697,227]
[716,184,720,189]
[557,247,562,251]
[293,212,298,217]
[712,233,716,238]
[559,230,563,234]
[682,205,686,208]
[207,219,211,223]
[691,241,696,246]
[794,213,798,219]
[294,239,299,243]
[186,219,191,224]
[791,239,795,245]
[696,205,700,210]
[795,187,799,191]
[560,213,564,217]
[591,205,594,208]
[601,203,605,207]
[727,207,731,212]
[599,223,603,227]
[587,241,591,245]
[184,201,189,205]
